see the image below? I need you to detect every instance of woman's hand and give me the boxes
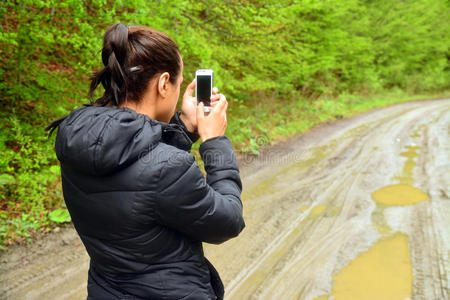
[180,79,220,133]
[196,93,228,142]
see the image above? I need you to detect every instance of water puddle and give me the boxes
[297,204,337,219]
[307,204,328,218]
[297,205,310,213]
[370,142,428,235]
[371,204,393,236]
[330,232,413,300]
[372,184,428,206]
[281,142,336,175]
[325,139,426,299]
[393,145,421,185]
[410,123,425,139]
[311,233,413,300]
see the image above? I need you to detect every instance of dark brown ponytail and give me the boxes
[90,23,129,107]
[45,22,182,138]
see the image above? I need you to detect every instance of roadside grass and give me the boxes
[1,90,448,251]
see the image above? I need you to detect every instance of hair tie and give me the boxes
[129,65,144,73]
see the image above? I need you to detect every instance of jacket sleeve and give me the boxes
[170,111,200,144]
[161,111,200,152]
[155,136,245,244]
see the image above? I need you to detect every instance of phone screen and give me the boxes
[197,75,211,107]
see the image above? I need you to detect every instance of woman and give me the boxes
[46,23,245,300]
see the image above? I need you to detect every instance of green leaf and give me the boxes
[0,174,15,186]
[49,209,71,224]
[49,165,60,175]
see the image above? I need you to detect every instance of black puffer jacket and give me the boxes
[54,105,245,299]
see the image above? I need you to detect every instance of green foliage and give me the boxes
[49,208,71,223]
[0,0,449,249]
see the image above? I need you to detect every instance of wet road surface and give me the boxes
[1,98,449,299]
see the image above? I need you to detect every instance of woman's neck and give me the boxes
[120,97,157,120]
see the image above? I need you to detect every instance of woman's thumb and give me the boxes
[184,79,196,97]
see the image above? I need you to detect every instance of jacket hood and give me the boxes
[55,105,166,175]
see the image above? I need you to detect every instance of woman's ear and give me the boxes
[157,72,170,98]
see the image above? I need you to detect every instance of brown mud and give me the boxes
[1,98,449,300]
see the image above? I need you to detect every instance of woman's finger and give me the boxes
[221,98,228,117]
[212,95,227,114]
[196,102,205,119]
[220,94,227,107]
[210,94,220,102]
[212,87,219,95]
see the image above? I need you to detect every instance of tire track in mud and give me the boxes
[0,99,448,300]
[409,109,450,300]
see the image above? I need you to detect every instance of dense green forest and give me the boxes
[0,0,448,249]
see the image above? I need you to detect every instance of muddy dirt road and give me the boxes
[1,98,449,300]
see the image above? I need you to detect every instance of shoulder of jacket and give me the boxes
[154,144,200,192]
[159,144,195,167]
[128,138,195,177]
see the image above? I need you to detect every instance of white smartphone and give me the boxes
[195,69,214,112]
